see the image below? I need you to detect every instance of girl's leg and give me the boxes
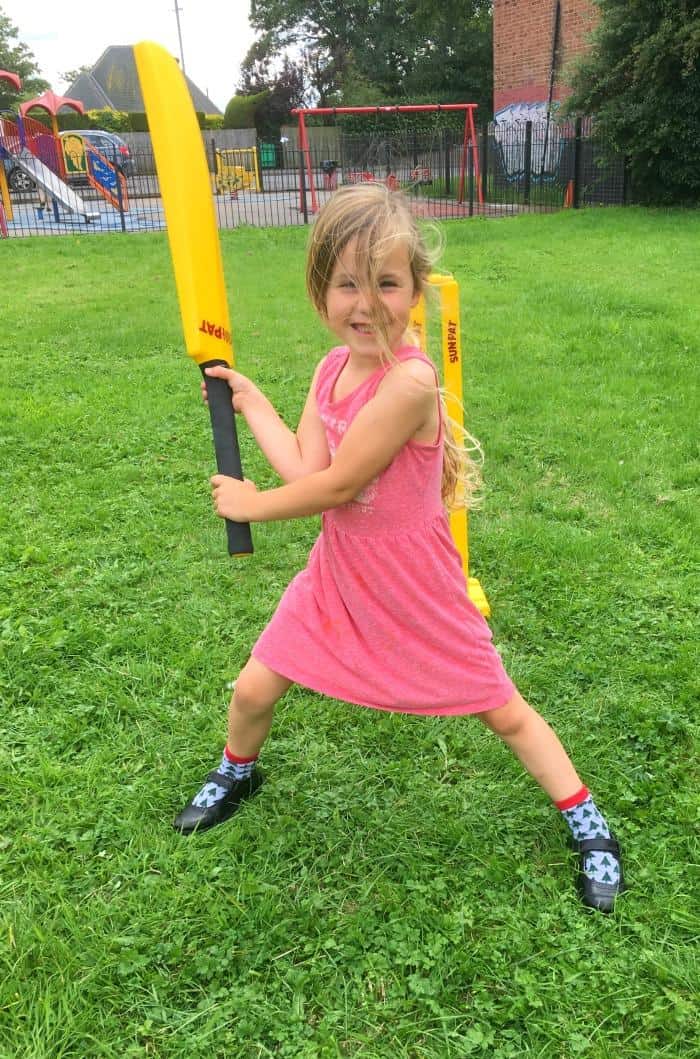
[227,656,293,759]
[478,689,582,802]
[173,657,292,835]
[479,690,624,911]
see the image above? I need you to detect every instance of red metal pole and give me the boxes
[297,111,318,214]
[469,106,483,206]
[291,105,482,208]
[455,106,481,206]
[457,111,468,204]
[291,104,477,117]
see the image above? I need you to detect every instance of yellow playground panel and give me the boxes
[410,273,491,619]
[61,132,89,176]
[0,162,13,225]
[214,147,261,195]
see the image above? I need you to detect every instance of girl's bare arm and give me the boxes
[211,359,435,523]
[202,363,330,483]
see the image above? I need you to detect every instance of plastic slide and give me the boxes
[9,146,99,221]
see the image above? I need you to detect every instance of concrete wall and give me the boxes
[121,129,258,174]
[121,129,256,152]
[280,125,341,156]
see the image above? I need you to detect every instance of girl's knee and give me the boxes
[479,691,532,739]
[232,679,269,719]
[231,658,291,718]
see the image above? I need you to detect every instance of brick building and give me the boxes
[493,0,598,120]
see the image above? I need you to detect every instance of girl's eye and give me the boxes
[380,280,397,288]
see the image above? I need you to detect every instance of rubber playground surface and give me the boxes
[8,200,166,235]
[8,192,303,235]
[6,188,519,238]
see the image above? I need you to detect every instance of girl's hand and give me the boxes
[211,474,259,522]
[201,365,259,414]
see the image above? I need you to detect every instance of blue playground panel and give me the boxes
[8,202,166,235]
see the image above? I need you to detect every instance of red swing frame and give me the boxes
[291,103,482,213]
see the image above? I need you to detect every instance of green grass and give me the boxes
[0,209,698,1058]
[414,173,565,208]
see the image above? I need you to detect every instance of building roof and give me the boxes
[66,45,222,115]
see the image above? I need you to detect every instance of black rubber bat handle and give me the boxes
[200,359,254,557]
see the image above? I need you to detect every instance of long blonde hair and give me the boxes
[306,182,481,511]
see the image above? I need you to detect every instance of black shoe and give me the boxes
[173,767,265,835]
[573,834,625,913]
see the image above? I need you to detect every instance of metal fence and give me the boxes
[1,119,627,239]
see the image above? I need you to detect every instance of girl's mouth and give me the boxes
[351,323,374,334]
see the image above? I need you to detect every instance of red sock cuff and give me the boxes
[224,745,258,765]
[554,785,590,811]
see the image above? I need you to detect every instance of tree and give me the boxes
[320,52,385,108]
[249,0,493,114]
[232,37,306,136]
[401,0,492,112]
[239,32,277,94]
[566,0,700,205]
[60,65,93,86]
[254,57,306,137]
[0,8,49,109]
[249,0,355,99]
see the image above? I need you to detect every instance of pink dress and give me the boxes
[252,345,516,715]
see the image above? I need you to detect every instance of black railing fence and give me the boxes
[1,119,627,239]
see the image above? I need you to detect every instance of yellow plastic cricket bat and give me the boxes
[134,41,253,556]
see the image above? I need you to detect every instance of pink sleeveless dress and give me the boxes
[252,345,515,715]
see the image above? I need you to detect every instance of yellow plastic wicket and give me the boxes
[410,273,491,618]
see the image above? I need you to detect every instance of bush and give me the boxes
[86,108,130,132]
[128,113,149,133]
[336,105,469,137]
[24,112,51,129]
[223,91,268,130]
[566,0,700,205]
[55,109,131,132]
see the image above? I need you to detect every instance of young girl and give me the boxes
[173,183,624,913]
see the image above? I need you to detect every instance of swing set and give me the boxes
[291,104,483,213]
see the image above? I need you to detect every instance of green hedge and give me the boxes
[53,109,131,132]
[337,108,472,137]
[223,91,269,130]
[48,109,223,134]
[128,113,149,133]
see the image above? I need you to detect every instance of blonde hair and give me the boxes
[306,182,481,511]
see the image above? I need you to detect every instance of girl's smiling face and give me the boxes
[324,238,420,357]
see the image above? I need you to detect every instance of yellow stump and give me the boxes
[410,273,491,619]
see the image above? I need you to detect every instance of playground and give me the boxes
[2,83,626,239]
[0,75,140,236]
[3,184,519,237]
[1,207,697,1057]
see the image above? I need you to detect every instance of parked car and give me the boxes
[3,129,134,192]
[4,156,36,193]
